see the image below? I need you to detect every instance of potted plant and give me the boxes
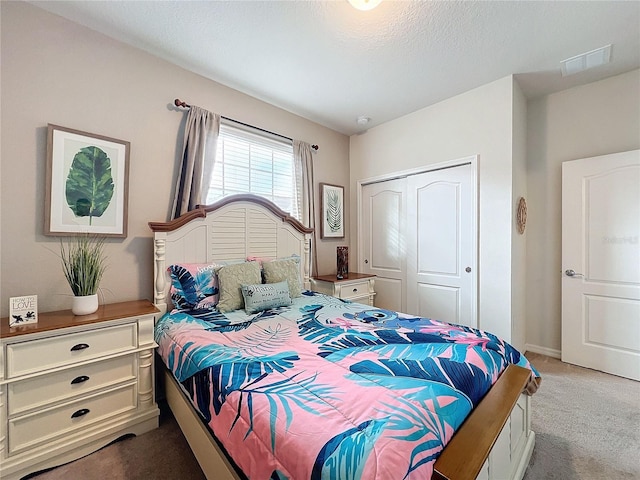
[60,234,107,315]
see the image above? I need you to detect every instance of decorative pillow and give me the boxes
[262,259,302,298]
[215,261,262,312]
[168,263,219,310]
[241,281,292,314]
[247,255,301,283]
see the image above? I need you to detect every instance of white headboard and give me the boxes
[149,195,313,315]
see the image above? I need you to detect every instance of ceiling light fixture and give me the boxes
[347,0,383,11]
[356,115,371,126]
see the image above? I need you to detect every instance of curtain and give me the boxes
[293,140,318,276]
[171,106,220,219]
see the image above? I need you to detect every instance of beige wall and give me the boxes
[525,69,640,356]
[511,79,528,352]
[0,1,349,317]
[349,76,520,344]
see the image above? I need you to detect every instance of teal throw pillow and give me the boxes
[241,281,292,314]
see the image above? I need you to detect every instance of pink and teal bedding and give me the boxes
[155,292,539,480]
[168,262,220,310]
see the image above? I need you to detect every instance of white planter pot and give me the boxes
[72,294,99,315]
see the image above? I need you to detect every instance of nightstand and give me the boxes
[311,273,376,306]
[0,300,161,480]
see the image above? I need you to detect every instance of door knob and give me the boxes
[465,267,472,273]
[364,259,369,264]
[565,269,584,277]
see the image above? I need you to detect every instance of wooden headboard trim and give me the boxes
[148,207,205,232]
[149,194,313,234]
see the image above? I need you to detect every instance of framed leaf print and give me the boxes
[45,124,130,237]
[320,183,345,239]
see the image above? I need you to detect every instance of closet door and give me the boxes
[406,163,476,327]
[360,179,407,312]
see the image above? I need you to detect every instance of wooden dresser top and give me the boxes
[1,300,159,339]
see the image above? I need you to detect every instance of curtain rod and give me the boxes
[174,99,319,151]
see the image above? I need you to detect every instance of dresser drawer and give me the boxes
[8,383,137,454]
[6,323,137,378]
[338,280,370,299]
[349,295,375,306]
[8,354,136,416]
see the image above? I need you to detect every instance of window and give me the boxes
[204,121,300,219]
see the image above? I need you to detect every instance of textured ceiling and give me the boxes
[30,1,640,135]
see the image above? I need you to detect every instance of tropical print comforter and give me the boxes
[155,292,539,480]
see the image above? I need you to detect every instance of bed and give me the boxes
[149,194,539,480]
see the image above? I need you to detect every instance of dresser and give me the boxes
[311,273,376,306]
[0,300,160,480]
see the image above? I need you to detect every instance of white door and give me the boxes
[562,150,640,380]
[406,164,476,327]
[360,179,407,312]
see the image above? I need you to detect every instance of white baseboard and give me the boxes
[524,343,561,359]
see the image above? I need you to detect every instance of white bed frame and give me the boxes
[149,194,535,480]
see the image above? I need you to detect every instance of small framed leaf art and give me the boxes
[320,183,345,239]
[45,124,130,237]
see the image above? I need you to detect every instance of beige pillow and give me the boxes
[215,261,262,312]
[262,259,302,298]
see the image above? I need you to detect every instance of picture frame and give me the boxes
[45,124,130,237]
[9,295,38,326]
[320,183,345,239]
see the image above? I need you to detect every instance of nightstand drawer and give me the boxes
[8,354,136,416]
[338,280,370,299]
[8,383,137,454]
[6,323,137,378]
[348,295,375,306]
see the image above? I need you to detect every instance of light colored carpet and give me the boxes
[523,353,640,480]
[28,354,640,479]
[26,405,206,480]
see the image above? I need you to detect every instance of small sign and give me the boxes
[9,295,38,326]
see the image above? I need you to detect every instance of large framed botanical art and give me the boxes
[320,182,345,239]
[45,124,130,237]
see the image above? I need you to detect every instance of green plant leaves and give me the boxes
[65,146,114,225]
[59,234,107,296]
[326,189,342,232]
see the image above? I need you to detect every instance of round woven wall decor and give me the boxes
[516,197,527,234]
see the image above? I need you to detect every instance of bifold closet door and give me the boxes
[406,163,476,327]
[360,178,407,313]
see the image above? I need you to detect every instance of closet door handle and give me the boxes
[71,375,90,385]
[70,343,89,351]
[71,408,90,419]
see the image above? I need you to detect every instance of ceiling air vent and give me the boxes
[561,44,612,77]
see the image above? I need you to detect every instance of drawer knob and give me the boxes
[71,375,90,385]
[71,408,90,419]
[353,288,358,292]
[70,343,90,352]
